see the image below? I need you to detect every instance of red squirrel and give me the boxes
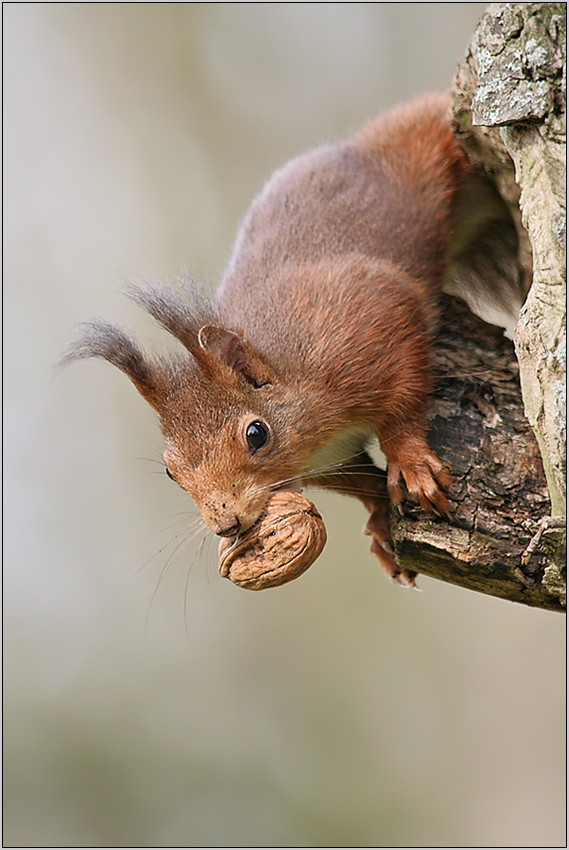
[65,93,522,586]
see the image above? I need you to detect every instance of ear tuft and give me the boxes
[126,281,207,354]
[59,319,163,408]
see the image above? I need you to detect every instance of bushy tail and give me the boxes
[446,167,527,330]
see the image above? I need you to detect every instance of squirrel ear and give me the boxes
[198,324,274,387]
[198,325,249,372]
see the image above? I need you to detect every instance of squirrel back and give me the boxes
[217,92,519,373]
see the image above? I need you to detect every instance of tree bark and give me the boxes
[392,3,566,612]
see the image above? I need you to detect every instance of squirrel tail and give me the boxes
[446,169,527,330]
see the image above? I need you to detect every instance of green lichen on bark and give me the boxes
[450,3,566,600]
[474,4,565,515]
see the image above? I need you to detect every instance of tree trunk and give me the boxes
[393,3,566,611]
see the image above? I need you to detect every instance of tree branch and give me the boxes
[391,3,566,612]
[393,296,563,612]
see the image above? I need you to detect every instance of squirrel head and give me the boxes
[62,283,312,536]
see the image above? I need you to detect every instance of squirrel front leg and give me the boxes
[306,450,418,586]
[368,292,452,517]
[379,423,452,516]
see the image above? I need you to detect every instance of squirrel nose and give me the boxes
[212,505,242,537]
[217,519,242,538]
[205,495,265,538]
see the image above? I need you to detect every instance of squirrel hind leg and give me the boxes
[363,499,418,588]
[305,450,417,586]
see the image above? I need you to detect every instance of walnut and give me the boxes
[218,491,327,590]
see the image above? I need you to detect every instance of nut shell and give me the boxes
[218,491,327,590]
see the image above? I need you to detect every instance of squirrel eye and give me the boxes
[246,420,270,453]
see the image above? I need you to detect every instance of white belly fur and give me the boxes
[305,426,378,476]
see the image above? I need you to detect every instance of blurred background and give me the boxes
[4,3,565,847]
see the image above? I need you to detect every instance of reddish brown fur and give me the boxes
[66,93,519,586]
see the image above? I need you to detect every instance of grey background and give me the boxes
[4,4,565,847]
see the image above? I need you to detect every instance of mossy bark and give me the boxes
[392,3,566,611]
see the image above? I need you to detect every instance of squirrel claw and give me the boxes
[392,569,419,589]
[387,444,451,518]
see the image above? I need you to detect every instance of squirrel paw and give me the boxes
[387,444,451,516]
[364,504,418,588]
